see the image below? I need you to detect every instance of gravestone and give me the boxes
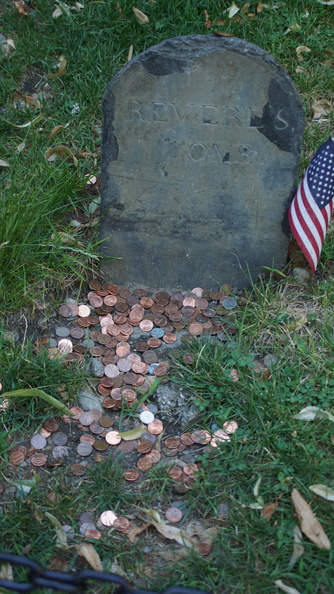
[101,35,304,289]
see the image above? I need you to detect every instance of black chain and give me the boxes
[0,553,209,594]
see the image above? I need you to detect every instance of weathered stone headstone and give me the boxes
[101,35,304,289]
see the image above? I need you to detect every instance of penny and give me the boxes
[89,295,103,308]
[104,364,119,378]
[58,338,73,353]
[140,411,155,424]
[93,440,109,451]
[119,323,133,336]
[221,297,238,309]
[163,333,177,344]
[165,437,180,449]
[116,359,131,374]
[104,295,117,306]
[90,423,104,435]
[59,304,72,318]
[126,353,141,363]
[143,351,158,364]
[118,441,135,453]
[113,517,130,532]
[121,388,136,402]
[52,432,68,446]
[111,388,122,400]
[131,361,147,374]
[102,397,116,408]
[107,283,118,295]
[191,287,203,297]
[70,407,84,419]
[137,457,152,471]
[139,319,153,332]
[80,434,95,444]
[180,433,194,446]
[100,377,115,388]
[89,279,102,290]
[166,507,183,523]
[137,441,153,454]
[52,446,69,459]
[168,467,183,479]
[116,342,131,357]
[30,434,47,450]
[135,342,149,352]
[100,510,117,527]
[43,418,59,433]
[153,364,168,377]
[123,372,138,385]
[85,528,102,540]
[148,419,163,434]
[31,453,47,466]
[144,449,161,464]
[188,322,203,336]
[197,542,211,556]
[70,464,86,475]
[99,416,114,428]
[9,450,25,465]
[183,463,199,477]
[98,385,110,397]
[191,430,211,444]
[76,442,92,456]
[213,429,231,442]
[77,318,90,328]
[79,412,95,426]
[223,420,238,434]
[105,431,121,445]
[124,469,139,481]
[139,297,154,309]
[78,304,91,317]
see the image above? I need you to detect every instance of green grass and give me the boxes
[1,1,334,592]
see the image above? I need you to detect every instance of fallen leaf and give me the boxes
[0,159,10,167]
[110,560,127,578]
[295,66,306,73]
[45,145,78,166]
[261,501,279,520]
[241,3,251,14]
[151,521,196,548]
[52,7,63,17]
[132,7,149,23]
[126,522,150,543]
[214,31,234,36]
[309,484,334,501]
[226,2,239,18]
[137,507,164,523]
[288,525,304,569]
[47,58,67,79]
[204,9,211,27]
[16,142,25,154]
[127,44,133,62]
[14,0,28,15]
[253,475,262,497]
[296,45,311,61]
[50,231,84,247]
[293,406,334,422]
[274,580,302,594]
[5,38,16,50]
[75,2,84,9]
[312,99,332,121]
[119,425,145,441]
[291,488,331,549]
[257,2,270,12]
[317,0,334,4]
[51,125,66,136]
[78,543,103,571]
[45,512,69,548]
[0,563,13,582]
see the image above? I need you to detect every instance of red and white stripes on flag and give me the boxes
[288,137,334,273]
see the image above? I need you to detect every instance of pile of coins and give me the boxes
[51,280,243,400]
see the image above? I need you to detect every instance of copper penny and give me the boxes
[79,412,95,426]
[70,327,85,339]
[43,419,59,433]
[90,423,104,435]
[89,279,102,290]
[131,361,147,374]
[100,377,115,388]
[223,420,238,434]
[78,304,91,317]
[165,437,180,449]
[104,295,117,306]
[40,427,51,438]
[98,385,111,397]
[71,464,86,475]
[140,297,154,309]
[137,457,152,471]
[183,463,199,477]
[89,295,103,308]
[135,341,149,352]
[191,430,211,444]
[31,453,47,466]
[52,432,68,446]
[143,351,158,364]
[188,322,203,336]
[59,304,72,318]
[213,429,231,443]
[113,517,130,532]
[121,388,136,402]
[93,440,109,451]
[107,283,118,295]
[168,466,183,479]
[148,419,163,434]
[99,416,114,428]
[100,510,117,526]
[153,364,168,377]
[165,507,183,523]
[80,434,95,444]
[70,407,84,419]
[123,372,138,385]
[105,431,121,445]
[163,333,177,344]
[137,441,153,454]
[139,319,154,332]
[102,397,116,408]
[85,528,101,540]
[118,441,135,453]
[9,450,25,465]
[180,433,194,446]
[144,449,161,463]
[197,542,211,556]
[124,469,139,481]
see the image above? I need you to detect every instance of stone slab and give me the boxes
[101,35,304,289]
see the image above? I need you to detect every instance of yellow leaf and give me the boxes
[291,488,331,549]
[296,45,311,61]
[47,58,67,79]
[6,39,16,50]
[0,563,13,582]
[288,525,304,569]
[226,2,239,18]
[119,425,145,441]
[213,31,234,37]
[44,145,78,166]
[132,7,149,23]
[78,543,103,571]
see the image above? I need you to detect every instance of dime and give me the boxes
[100,510,117,527]
[105,431,121,445]
[139,411,155,425]
[165,507,183,523]
[30,434,47,450]
[58,338,73,354]
[124,469,139,481]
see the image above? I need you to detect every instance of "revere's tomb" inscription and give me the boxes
[101,35,304,289]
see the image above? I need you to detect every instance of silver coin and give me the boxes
[80,522,96,535]
[55,326,71,337]
[148,363,159,374]
[76,442,93,456]
[30,434,47,450]
[52,446,69,459]
[139,410,155,424]
[52,432,68,446]
[151,328,165,338]
[220,297,238,310]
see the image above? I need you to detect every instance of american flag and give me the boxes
[288,137,334,273]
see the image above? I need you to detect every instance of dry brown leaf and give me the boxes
[213,31,234,37]
[16,142,25,154]
[0,562,13,582]
[14,0,28,15]
[126,522,151,543]
[291,488,331,549]
[24,95,41,109]
[132,7,149,23]
[51,125,66,136]
[257,2,270,12]
[151,521,196,548]
[0,159,10,167]
[296,45,311,61]
[204,9,211,27]
[241,3,251,14]
[78,543,103,570]
[45,145,78,166]
[288,525,304,569]
[47,58,67,79]
[274,580,302,594]
[312,99,332,121]
[52,7,63,18]
[261,501,279,520]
